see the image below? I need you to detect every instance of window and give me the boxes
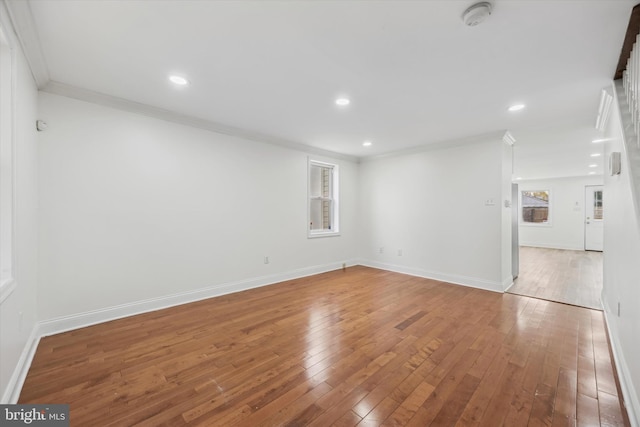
[521,190,550,225]
[593,190,603,220]
[308,159,339,237]
[0,24,15,303]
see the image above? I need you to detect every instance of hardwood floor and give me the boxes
[508,247,603,310]
[20,267,629,426]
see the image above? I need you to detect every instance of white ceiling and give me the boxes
[14,0,636,178]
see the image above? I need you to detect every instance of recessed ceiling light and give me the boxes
[515,177,523,180]
[169,75,189,86]
[335,97,350,106]
[589,164,598,168]
[508,104,526,112]
[592,138,609,143]
[590,153,601,157]
[363,141,372,147]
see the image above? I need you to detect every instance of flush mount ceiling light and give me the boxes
[508,104,526,112]
[462,2,493,27]
[589,164,598,168]
[592,138,610,143]
[591,153,601,157]
[335,97,350,106]
[363,141,372,147]
[169,75,189,86]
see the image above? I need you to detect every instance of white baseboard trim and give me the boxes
[38,260,357,338]
[602,299,639,427]
[4,259,494,404]
[1,323,41,404]
[357,259,503,293]
[519,242,585,251]
[503,277,515,292]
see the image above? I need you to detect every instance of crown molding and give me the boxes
[0,0,509,166]
[4,0,49,88]
[360,129,510,163]
[42,81,360,163]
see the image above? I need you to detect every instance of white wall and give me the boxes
[37,92,359,324]
[358,134,512,292]
[518,176,603,250]
[601,82,640,425]
[0,4,39,402]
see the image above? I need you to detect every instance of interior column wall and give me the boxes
[358,135,511,292]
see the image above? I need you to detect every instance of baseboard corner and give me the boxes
[1,323,41,404]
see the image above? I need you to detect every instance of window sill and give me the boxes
[520,222,552,227]
[308,231,341,239]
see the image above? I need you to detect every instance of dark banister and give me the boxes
[615,4,640,80]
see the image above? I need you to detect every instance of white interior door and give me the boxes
[585,185,604,251]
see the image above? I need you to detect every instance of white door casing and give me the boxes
[585,185,604,251]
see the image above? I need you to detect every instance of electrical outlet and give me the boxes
[379,247,384,254]
[398,249,403,256]
[617,302,621,316]
[264,256,270,265]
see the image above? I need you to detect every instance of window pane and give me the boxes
[521,190,549,223]
[594,190,603,220]
[310,199,332,231]
[309,164,331,198]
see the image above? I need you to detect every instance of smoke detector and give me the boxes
[462,2,493,26]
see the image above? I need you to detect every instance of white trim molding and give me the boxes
[603,300,640,427]
[502,276,514,292]
[38,260,358,337]
[0,0,18,307]
[357,259,504,293]
[518,243,585,251]
[1,323,40,403]
[2,260,358,401]
[42,81,359,164]
[3,0,49,88]
[361,130,509,163]
[3,259,503,401]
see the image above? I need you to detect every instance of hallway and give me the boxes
[508,247,603,310]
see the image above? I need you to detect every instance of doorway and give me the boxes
[507,184,603,310]
[507,247,602,310]
[585,185,604,251]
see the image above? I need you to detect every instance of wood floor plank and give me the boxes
[18,266,629,426]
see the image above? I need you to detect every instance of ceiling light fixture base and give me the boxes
[462,2,493,27]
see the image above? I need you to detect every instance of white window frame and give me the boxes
[308,158,340,238]
[0,18,16,304]
[519,189,552,227]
